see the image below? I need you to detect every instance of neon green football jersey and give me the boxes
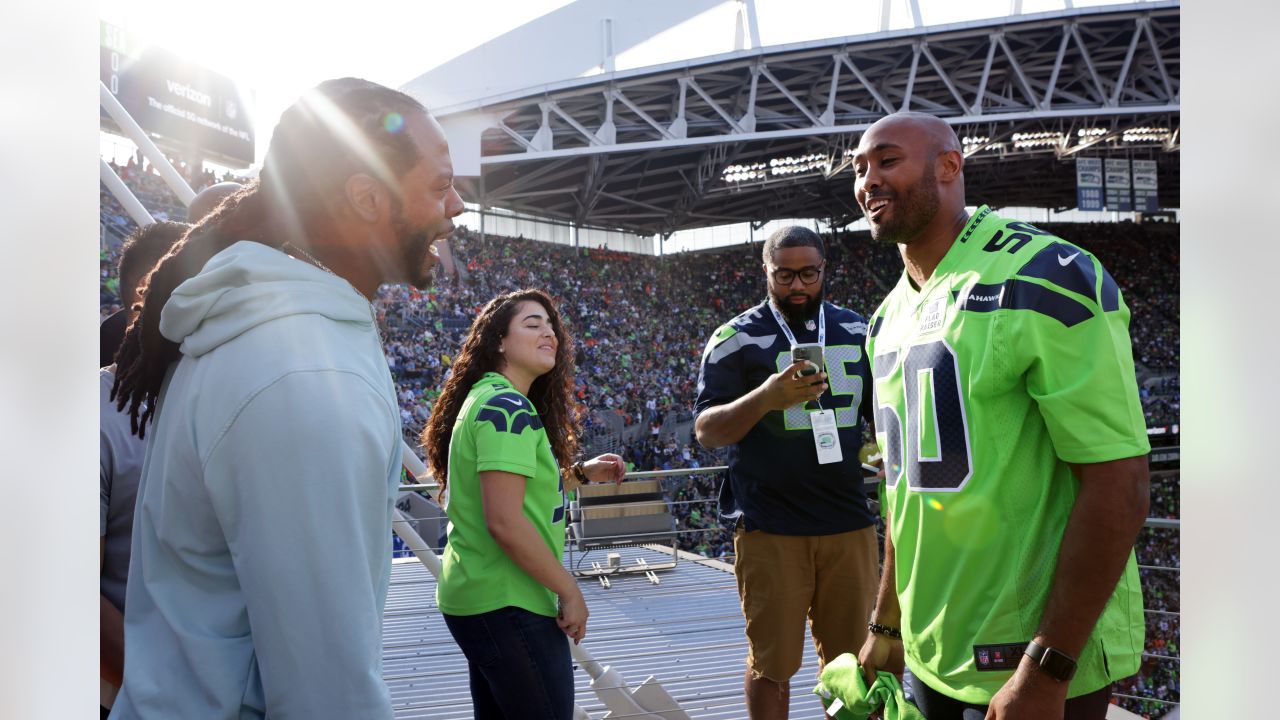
[436,372,566,618]
[866,206,1150,703]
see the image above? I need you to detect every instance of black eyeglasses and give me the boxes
[769,263,824,285]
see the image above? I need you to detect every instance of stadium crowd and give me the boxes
[100,165,1180,716]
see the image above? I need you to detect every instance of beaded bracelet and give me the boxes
[868,622,902,639]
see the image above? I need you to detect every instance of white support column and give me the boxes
[100,82,195,207]
[908,0,923,27]
[100,159,154,228]
[596,91,617,145]
[531,104,555,151]
[743,0,761,49]
[741,67,760,132]
[669,80,689,139]
[878,0,892,31]
[601,18,615,74]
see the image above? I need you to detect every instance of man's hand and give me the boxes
[855,631,904,684]
[760,360,828,411]
[695,360,830,449]
[583,453,626,485]
[983,658,1070,720]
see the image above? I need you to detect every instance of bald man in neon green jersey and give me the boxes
[853,112,1150,720]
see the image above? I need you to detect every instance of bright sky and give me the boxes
[99,0,1130,170]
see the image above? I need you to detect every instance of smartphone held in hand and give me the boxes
[791,343,824,377]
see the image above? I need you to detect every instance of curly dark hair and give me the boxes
[111,77,430,437]
[422,289,580,494]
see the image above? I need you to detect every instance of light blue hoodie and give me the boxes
[111,241,400,719]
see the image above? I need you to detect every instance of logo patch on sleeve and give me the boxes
[476,392,543,434]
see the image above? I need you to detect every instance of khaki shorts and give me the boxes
[734,525,879,682]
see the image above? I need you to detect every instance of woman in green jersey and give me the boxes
[422,288,624,720]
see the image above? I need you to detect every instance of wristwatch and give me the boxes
[1024,640,1077,682]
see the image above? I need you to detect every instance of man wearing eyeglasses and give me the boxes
[695,226,879,719]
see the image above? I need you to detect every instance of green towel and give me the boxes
[813,653,925,720]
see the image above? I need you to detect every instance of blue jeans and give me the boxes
[443,606,575,720]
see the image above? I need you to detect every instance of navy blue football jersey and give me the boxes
[695,300,877,535]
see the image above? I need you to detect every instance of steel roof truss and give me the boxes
[839,53,897,115]
[684,77,745,134]
[498,121,536,151]
[819,54,843,125]
[1068,23,1110,105]
[752,64,814,126]
[1110,18,1145,107]
[611,89,676,140]
[1143,19,1176,102]
[921,42,971,111]
[901,42,923,112]
[995,32,1042,109]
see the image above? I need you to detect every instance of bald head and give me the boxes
[188,182,243,223]
[860,111,962,158]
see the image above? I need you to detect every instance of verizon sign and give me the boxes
[101,21,255,166]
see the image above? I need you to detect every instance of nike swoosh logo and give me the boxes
[1057,252,1080,267]
[494,397,525,407]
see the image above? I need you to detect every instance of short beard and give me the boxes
[391,205,438,289]
[869,162,941,246]
[771,285,825,326]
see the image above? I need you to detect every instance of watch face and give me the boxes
[1037,645,1077,681]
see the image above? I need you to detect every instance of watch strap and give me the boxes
[1025,640,1077,682]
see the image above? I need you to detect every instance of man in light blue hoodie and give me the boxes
[108,78,465,719]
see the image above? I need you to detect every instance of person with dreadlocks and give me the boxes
[422,289,624,720]
[108,78,464,719]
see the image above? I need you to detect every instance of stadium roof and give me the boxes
[414,2,1179,236]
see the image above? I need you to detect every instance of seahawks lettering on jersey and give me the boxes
[695,300,877,536]
[866,206,1150,703]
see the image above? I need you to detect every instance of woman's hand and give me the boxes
[557,587,589,644]
[583,454,626,485]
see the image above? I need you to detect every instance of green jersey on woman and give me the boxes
[437,372,566,618]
